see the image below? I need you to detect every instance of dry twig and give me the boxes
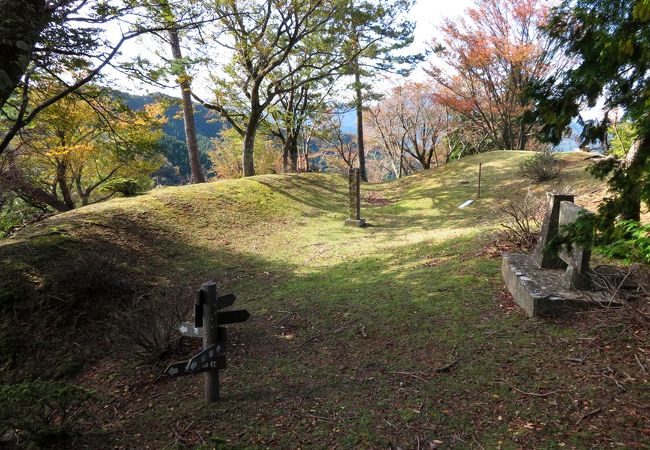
[576,407,603,425]
[501,379,566,397]
[434,358,461,373]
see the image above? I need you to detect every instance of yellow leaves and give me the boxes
[45,144,96,159]
[142,102,168,127]
[13,81,166,207]
[633,0,650,22]
[176,74,193,86]
[619,39,635,56]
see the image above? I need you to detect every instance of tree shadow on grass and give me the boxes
[255,174,349,217]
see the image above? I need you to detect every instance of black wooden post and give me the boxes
[165,282,247,398]
[201,281,220,402]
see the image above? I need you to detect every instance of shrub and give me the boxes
[0,381,95,448]
[549,216,650,265]
[0,195,45,239]
[519,151,562,182]
[100,177,141,196]
[498,192,546,250]
[111,287,193,364]
[209,128,282,179]
[597,220,650,264]
[45,251,132,320]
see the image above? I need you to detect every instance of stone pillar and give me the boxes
[345,168,366,227]
[534,192,574,268]
[558,201,594,290]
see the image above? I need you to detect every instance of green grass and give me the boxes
[0,151,647,449]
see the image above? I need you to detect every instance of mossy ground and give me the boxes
[0,151,647,449]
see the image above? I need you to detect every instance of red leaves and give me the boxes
[426,0,554,150]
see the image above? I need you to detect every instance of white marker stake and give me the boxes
[458,199,475,209]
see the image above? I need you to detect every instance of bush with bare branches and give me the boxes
[519,151,563,182]
[498,192,547,250]
[590,264,650,326]
[111,287,193,365]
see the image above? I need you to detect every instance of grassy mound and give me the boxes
[1,151,647,449]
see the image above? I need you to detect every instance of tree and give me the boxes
[197,0,372,177]
[0,0,199,158]
[266,69,334,172]
[343,0,420,182]
[269,82,311,172]
[209,128,281,179]
[366,90,409,178]
[366,82,450,177]
[316,110,358,172]
[532,0,650,227]
[163,8,206,183]
[0,84,165,211]
[427,0,557,152]
[134,0,209,184]
[0,0,49,108]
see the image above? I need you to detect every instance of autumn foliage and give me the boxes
[427,0,557,152]
[0,82,166,211]
[366,82,451,177]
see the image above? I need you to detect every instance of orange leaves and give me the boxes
[434,91,474,115]
[426,0,554,150]
[434,0,549,72]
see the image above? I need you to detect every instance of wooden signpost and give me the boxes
[164,281,250,402]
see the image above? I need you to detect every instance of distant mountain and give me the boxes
[553,121,605,153]
[117,92,223,184]
[118,92,224,143]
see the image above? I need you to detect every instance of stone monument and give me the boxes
[345,168,366,227]
[502,193,608,317]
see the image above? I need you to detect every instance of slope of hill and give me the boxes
[0,151,646,449]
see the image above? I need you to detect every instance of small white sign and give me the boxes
[178,322,203,337]
[458,199,475,209]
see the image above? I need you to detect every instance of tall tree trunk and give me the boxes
[56,160,75,209]
[242,108,262,177]
[620,137,648,221]
[289,134,300,172]
[168,28,205,184]
[282,141,290,173]
[518,120,528,150]
[0,0,48,108]
[354,61,368,182]
[301,136,310,172]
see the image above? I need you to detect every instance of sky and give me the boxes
[103,0,602,125]
[409,0,472,52]
[107,0,474,97]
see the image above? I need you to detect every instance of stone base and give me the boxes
[345,218,366,227]
[502,253,615,317]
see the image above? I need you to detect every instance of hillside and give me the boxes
[0,151,647,449]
